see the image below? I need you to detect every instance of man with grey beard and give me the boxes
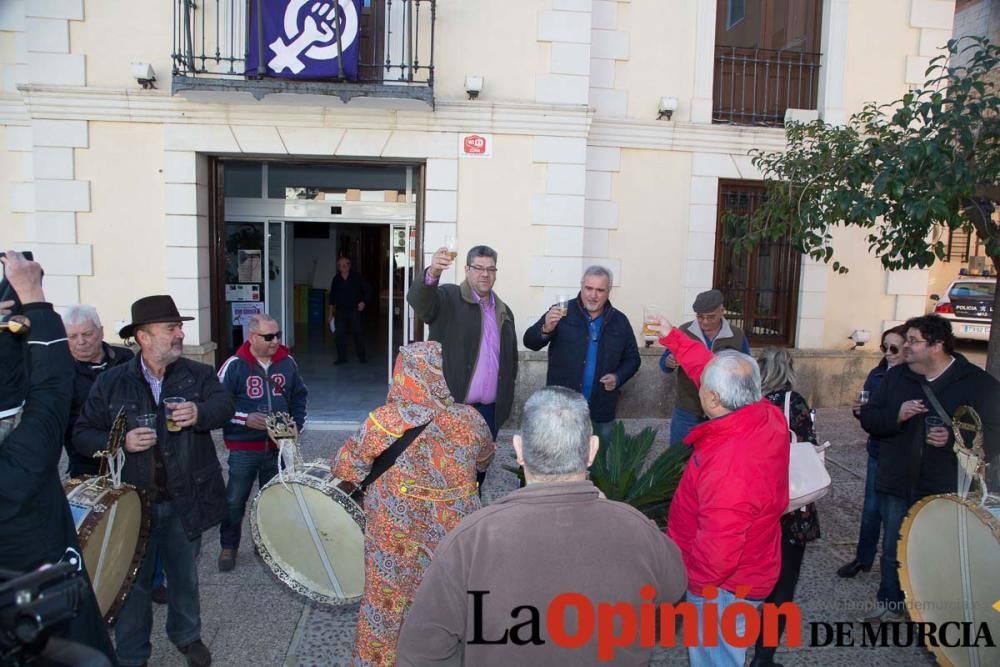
[74,295,234,667]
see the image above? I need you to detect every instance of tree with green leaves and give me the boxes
[729,37,1000,378]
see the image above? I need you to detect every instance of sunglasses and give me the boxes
[255,331,282,342]
[880,344,900,354]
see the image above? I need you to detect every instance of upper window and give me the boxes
[713,0,823,126]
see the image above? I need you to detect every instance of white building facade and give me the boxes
[0,0,970,412]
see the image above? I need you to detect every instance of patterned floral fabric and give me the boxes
[333,341,495,667]
[765,388,822,546]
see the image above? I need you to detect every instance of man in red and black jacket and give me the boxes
[216,313,308,572]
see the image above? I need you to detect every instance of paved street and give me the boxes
[133,409,944,666]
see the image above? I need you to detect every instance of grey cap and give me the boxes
[692,289,724,314]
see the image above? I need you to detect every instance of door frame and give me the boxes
[209,157,424,367]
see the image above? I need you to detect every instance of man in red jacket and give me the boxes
[651,316,789,667]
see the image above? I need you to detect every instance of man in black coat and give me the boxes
[0,251,117,665]
[74,295,235,667]
[859,313,1000,624]
[62,304,134,478]
[328,256,371,364]
[523,265,641,441]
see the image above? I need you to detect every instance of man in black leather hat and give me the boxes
[0,250,117,665]
[74,294,235,667]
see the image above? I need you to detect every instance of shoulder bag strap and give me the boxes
[920,381,953,429]
[359,422,430,492]
[783,391,798,443]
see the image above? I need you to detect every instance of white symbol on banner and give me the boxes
[268,0,359,74]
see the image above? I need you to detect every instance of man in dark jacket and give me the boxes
[0,251,117,665]
[216,312,308,572]
[63,304,134,478]
[397,387,687,666]
[74,295,235,667]
[407,244,517,439]
[859,314,1000,624]
[328,256,371,364]
[523,266,640,440]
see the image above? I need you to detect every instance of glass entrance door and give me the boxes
[387,223,414,383]
[264,220,288,345]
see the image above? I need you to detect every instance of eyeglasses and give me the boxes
[255,331,282,342]
[467,265,498,276]
[905,337,928,346]
[880,344,900,354]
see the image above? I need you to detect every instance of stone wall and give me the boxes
[507,346,883,427]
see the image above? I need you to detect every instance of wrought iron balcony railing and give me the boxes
[172,0,435,104]
[713,46,821,127]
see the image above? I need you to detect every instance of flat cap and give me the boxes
[692,289,724,314]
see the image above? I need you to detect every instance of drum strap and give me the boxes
[359,423,430,495]
[919,382,952,429]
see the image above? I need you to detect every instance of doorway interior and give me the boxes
[213,160,420,423]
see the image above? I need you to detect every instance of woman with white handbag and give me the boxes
[749,348,821,667]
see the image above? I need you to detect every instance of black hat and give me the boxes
[118,295,193,339]
[692,289,724,314]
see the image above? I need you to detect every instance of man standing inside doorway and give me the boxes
[660,289,749,445]
[407,245,517,486]
[329,256,371,364]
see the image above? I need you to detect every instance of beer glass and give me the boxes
[642,305,661,339]
[163,396,185,432]
[136,414,157,445]
[556,294,571,317]
[445,235,458,260]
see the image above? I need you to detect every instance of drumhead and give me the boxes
[899,494,1000,667]
[65,478,150,625]
[251,465,365,605]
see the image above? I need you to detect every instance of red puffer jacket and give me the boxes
[662,328,789,599]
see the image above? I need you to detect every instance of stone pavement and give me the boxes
[140,409,941,666]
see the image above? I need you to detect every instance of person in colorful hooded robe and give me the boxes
[333,341,495,667]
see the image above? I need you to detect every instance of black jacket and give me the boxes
[860,354,1000,499]
[523,296,641,423]
[0,303,119,663]
[329,270,372,312]
[64,342,134,477]
[73,355,235,541]
[407,274,518,429]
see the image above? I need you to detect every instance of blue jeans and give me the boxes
[115,502,202,666]
[687,588,762,667]
[220,449,279,550]
[876,491,914,613]
[855,455,882,567]
[669,406,705,446]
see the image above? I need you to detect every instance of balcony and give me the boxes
[712,46,820,127]
[171,0,435,105]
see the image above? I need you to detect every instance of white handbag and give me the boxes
[783,391,832,514]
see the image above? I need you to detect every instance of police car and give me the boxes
[930,276,995,341]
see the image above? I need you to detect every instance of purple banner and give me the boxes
[247,0,362,80]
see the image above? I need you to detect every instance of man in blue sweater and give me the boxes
[523,266,640,441]
[216,313,308,571]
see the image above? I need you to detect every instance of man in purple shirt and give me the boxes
[407,244,518,487]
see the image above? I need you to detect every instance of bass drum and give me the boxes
[64,476,150,625]
[899,493,1000,667]
[250,461,365,605]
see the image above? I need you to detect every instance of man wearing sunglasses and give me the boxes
[216,313,308,572]
[408,244,518,487]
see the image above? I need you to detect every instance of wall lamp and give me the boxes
[131,62,157,89]
[465,75,484,100]
[848,329,871,350]
[657,96,678,120]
